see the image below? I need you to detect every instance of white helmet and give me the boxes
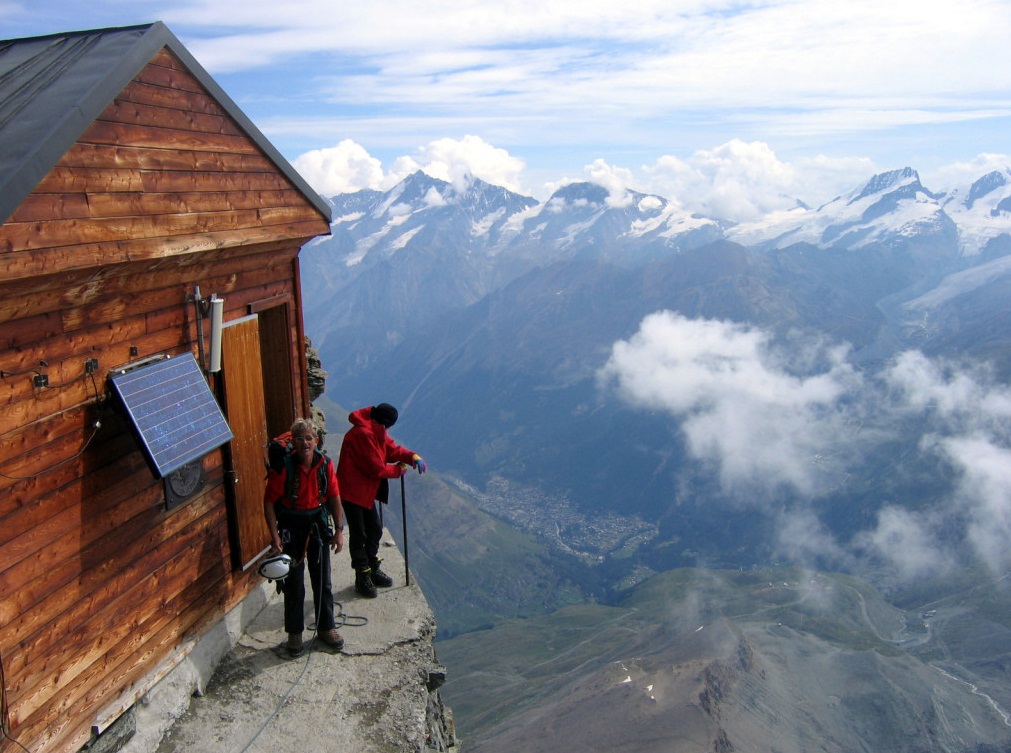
[258,553,292,581]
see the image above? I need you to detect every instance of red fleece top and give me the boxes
[336,407,416,509]
[263,451,338,511]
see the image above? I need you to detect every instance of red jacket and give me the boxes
[336,407,416,509]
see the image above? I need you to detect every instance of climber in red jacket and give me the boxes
[336,403,426,597]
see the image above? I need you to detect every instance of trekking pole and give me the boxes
[400,474,410,586]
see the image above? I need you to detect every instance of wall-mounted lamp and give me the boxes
[191,286,226,375]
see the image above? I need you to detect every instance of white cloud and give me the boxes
[386,155,425,188]
[775,508,851,569]
[886,350,1011,426]
[410,136,527,193]
[943,437,1011,572]
[582,159,635,208]
[600,314,1011,579]
[929,153,1011,193]
[542,141,877,220]
[32,1,995,210]
[883,351,1011,573]
[643,141,799,220]
[173,0,1011,115]
[292,136,527,198]
[13,0,1011,200]
[598,311,861,496]
[291,140,385,196]
[853,506,954,581]
[632,141,879,221]
[291,136,888,215]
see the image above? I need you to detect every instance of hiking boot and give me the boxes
[370,562,393,588]
[355,568,378,598]
[285,632,304,657]
[320,628,345,651]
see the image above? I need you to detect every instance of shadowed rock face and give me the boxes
[305,338,330,447]
[306,338,327,404]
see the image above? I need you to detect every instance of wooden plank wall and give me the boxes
[0,47,328,753]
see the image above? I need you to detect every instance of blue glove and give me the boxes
[412,454,427,474]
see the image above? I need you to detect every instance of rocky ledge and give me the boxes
[91,532,454,753]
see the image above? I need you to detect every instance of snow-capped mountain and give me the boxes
[507,181,726,266]
[940,169,1011,255]
[728,166,1011,256]
[332,171,538,262]
[306,171,725,281]
[726,168,954,252]
[301,171,729,367]
[307,166,1011,281]
[301,164,1011,380]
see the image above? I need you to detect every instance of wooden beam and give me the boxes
[12,188,309,223]
[56,142,274,173]
[80,121,260,155]
[31,167,291,199]
[97,99,245,137]
[0,224,325,279]
[0,245,295,325]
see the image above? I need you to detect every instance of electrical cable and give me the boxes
[0,725,31,752]
[33,372,87,390]
[0,373,106,481]
[0,646,32,753]
[0,726,31,752]
[0,415,104,481]
[0,360,47,379]
[50,367,103,400]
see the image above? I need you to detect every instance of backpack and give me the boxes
[266,431,331,503]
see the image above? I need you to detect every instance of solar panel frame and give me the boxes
[109,352,234,478]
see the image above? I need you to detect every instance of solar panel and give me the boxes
[109,352,234,478]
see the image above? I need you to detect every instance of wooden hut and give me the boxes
[0,22,332,753]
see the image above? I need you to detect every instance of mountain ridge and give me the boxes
[436,567,1011,752]
[302,163,1011,380]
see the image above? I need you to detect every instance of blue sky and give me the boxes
[4,0,1011,217]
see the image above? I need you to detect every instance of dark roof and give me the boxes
[0,22,331,224]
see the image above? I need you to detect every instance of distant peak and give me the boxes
[964,170,1009,209]
[402,170,445,189]
[853,167,920,201]
[549,182,610,205]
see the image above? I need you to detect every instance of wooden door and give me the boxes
[220,315,271,569]
[257,303,295,439]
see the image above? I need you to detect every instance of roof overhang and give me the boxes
[0,22,332,226]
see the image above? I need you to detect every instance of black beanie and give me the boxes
[371,403,398,428]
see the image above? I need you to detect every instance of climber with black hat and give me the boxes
[336,404,426,598]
